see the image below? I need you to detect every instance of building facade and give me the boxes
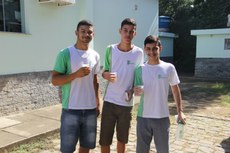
[0,0,159,116]
[191,28,230,80]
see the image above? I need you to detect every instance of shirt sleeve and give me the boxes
[103,46,112,71]
[139,49,144,65]
[134,66,143,86]
[53,48,69,74]
[169,65,180,86]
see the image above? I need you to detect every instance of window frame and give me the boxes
[224,38,230,50]
[0,0,22,33]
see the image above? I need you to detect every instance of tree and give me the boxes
[159,0,230,73]
[193,0,230,29]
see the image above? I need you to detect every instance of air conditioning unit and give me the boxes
[38,0,75,6]
[38,0,55,3]
[56,0,75,6]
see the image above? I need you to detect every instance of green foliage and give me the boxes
[8,133,60,153]
[193,0,230,29]
[159,0,230,73]
[9,140,46,153]
[211,83,230,105]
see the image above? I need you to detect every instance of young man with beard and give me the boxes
[52,20,100,153]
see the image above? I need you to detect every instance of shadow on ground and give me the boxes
[168,76,230,116]
[221,137,230,153]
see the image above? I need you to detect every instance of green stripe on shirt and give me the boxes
[53,48,71,109]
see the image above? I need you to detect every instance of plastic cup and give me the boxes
[82,63,90,67]
[136,85,144,96]
[110,72,117,83]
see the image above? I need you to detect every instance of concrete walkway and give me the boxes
[0,104,229,153]
[0,104,61,153]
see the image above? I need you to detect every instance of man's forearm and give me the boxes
[171,85,183,113]
[52,72,77,86]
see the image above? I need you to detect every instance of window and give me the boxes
[0,0,21,32]
[225,38,230,50]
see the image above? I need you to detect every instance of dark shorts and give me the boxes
[99,101,132,146]
[60,108,97,153]
[136,117,170,153]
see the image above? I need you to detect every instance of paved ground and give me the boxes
[0,77,230,153]
[89,111,230,153]
[0,103,229,153]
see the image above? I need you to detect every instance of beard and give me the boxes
[82,39,91,44]
[80,36,92,43]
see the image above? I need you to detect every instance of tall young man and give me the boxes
[134,35,186,153]
[99,18,143,153]
[52,20,100,153]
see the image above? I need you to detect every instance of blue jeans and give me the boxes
[60,109,97,153]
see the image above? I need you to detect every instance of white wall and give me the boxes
[0,0,158,75]
[93,0,159,60]
[0,0,83,75]
[191,28,230,58]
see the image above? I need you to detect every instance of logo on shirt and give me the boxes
[127,60,135,65]
[158,74,167,79]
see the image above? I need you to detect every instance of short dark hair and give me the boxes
[121,18,136,29]
[77,20,93,31]
[144,35,161,47]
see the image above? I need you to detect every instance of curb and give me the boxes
[0,129,60,153]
